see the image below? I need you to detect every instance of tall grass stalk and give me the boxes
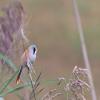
[72,0,97,100]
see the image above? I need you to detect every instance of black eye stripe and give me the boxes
[33,47,36,54]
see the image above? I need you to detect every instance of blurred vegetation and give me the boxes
[0,0,100,100]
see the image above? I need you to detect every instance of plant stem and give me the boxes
[72,0,97,100]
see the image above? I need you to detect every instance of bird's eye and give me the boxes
[33,47,36,54]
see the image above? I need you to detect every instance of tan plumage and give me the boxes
[16,44,37,84]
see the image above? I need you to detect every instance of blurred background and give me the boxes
[0,0,100,100]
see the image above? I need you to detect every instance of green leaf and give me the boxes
[0,69,19,94]
[0,83,31,97]
[0,53,17,71]
[6,86,24,100]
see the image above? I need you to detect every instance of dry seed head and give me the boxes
[64,66,89,100]
[72,66,88,79]
[57,77,66,85]
[41,89,62,100]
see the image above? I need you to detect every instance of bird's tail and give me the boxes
[16,65,23,84]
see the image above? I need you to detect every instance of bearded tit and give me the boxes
[16,44,37,84]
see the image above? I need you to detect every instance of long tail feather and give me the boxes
[16,65,23,84]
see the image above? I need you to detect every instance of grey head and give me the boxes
[29,44,37,55]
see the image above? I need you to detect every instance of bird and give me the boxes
[16,44,37,84]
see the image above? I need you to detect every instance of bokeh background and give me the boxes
[0,0,100,100]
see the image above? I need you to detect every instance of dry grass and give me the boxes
[0,0,99,100]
